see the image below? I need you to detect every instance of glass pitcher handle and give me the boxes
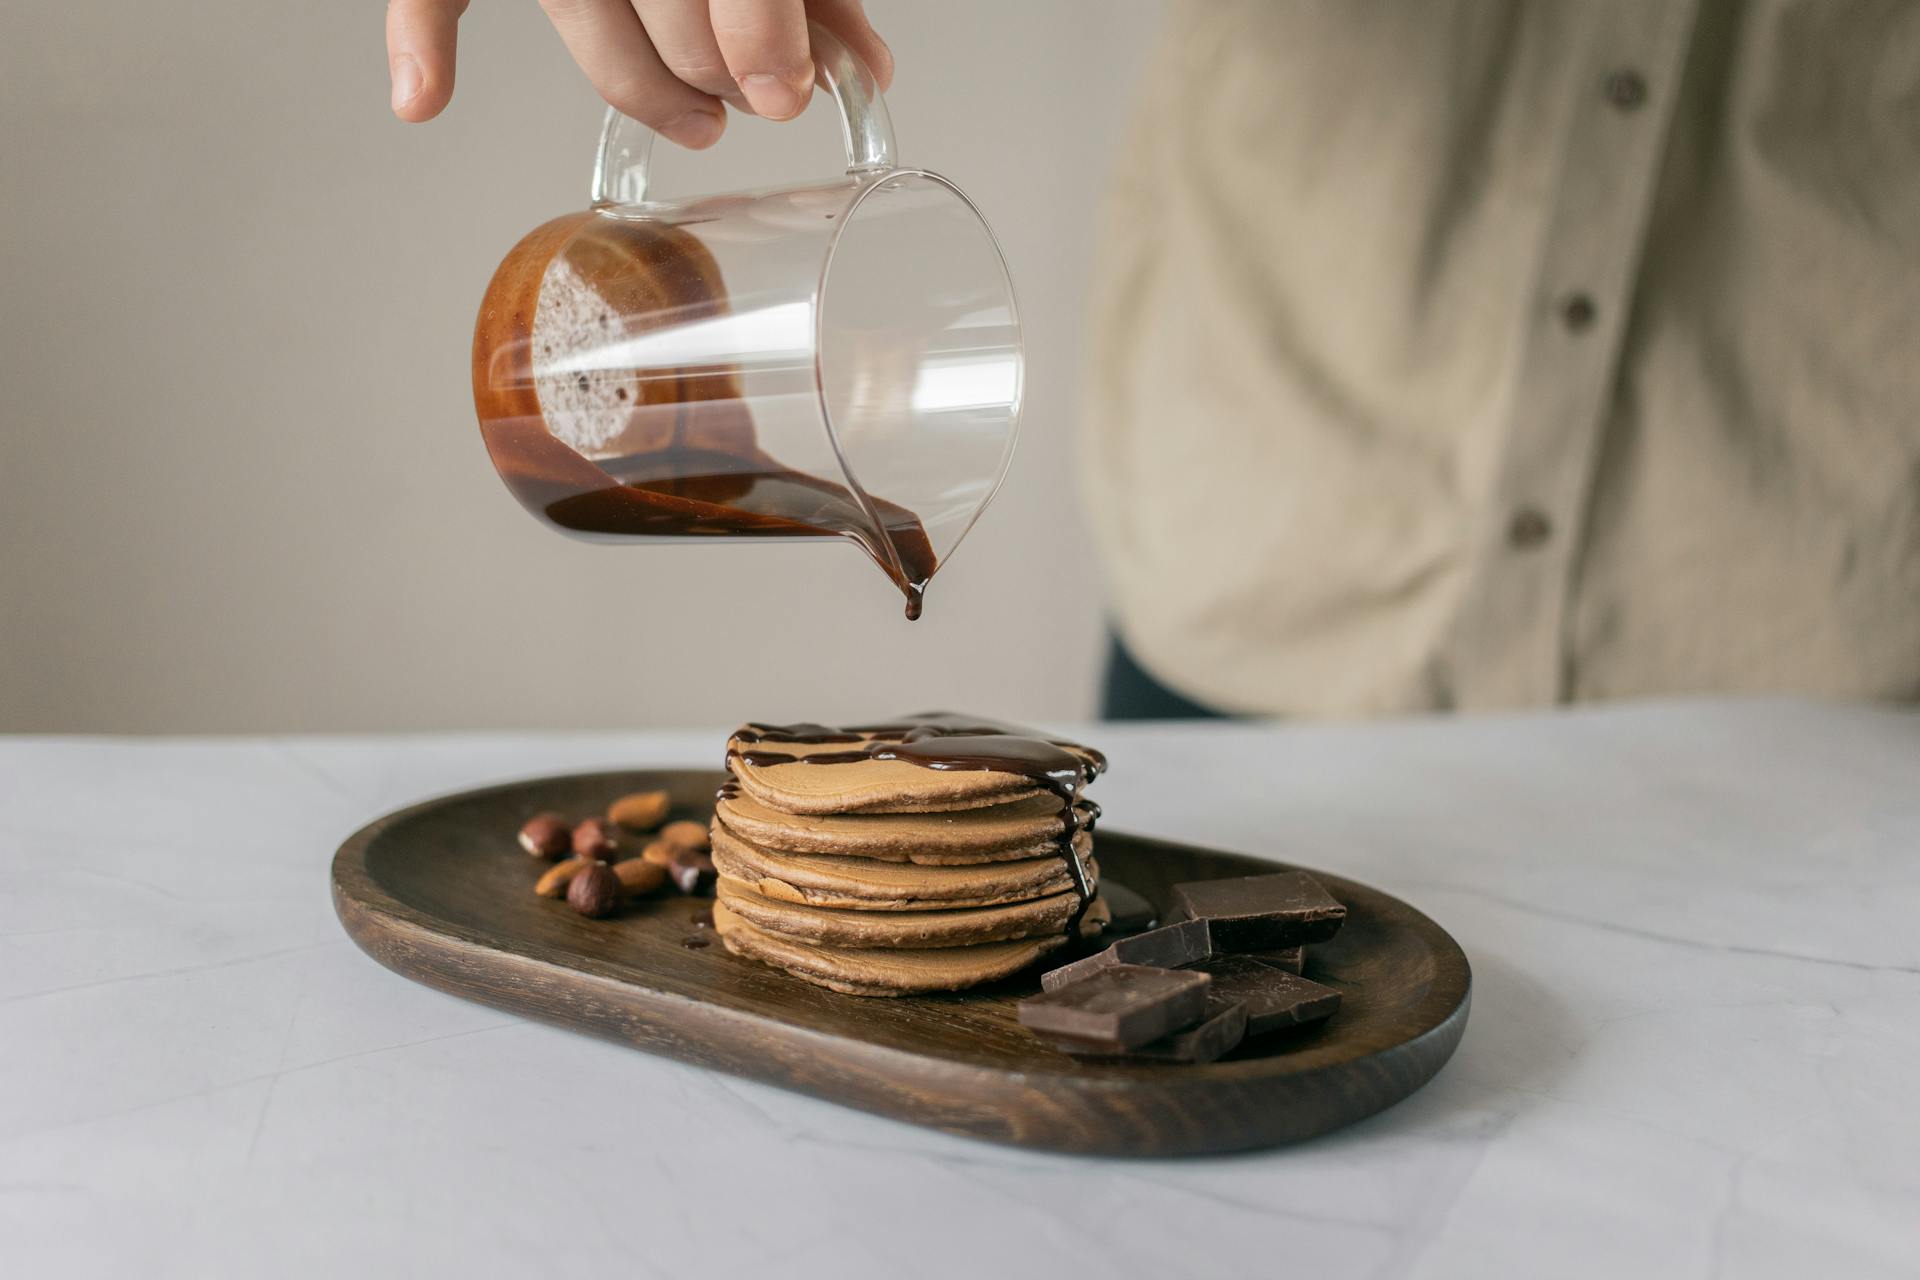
[590,22,897,207]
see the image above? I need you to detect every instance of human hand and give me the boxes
[386,0,893,148]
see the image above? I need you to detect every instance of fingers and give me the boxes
[637,0,893,115]
[416,0,896,143]
[633,1,739,103]
[539,0,727,148]
[386,0,470,121]
[708,0,814,120]
[806,0,893,92]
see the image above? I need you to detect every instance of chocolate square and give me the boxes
[1170,871,1345,951]
[1190,956,1340,1036]
[1053,1000,1249,1064]
[1018,964,1211,1050]
[1039,918,1212,993]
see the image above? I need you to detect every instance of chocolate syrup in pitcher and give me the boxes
[473,212,939,618]
[728,715,1106,935]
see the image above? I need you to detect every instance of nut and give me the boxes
[572,817,620,862]
[535,858,588,898]
[607,789,672,833]
[567,861,622,918]
[659,819,711,852]
[668,848,717,896]
[518,812,572,860]
[612,857,668,897]
[640,840,677,868]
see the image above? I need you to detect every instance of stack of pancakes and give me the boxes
[709,719,1109,996]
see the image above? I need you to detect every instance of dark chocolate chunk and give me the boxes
[668,848,717,895]
[1098,879,1158,935]
[1252,946,1305,974]
[1018,964,1211,1050]
[1114,917,1211,965]
[1039,918,1212,992]
[1134,1001,1248,1063]
[1191,956,1341,1035]
[1053,1000,1249,1064]
[1169,871,1346,950]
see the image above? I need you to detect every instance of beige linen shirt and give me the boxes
[1082,0,1920,716]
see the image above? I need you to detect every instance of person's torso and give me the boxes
[1081,0,1920,715]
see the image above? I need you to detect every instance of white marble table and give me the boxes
[3,699,1917,1279]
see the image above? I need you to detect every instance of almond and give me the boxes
[608,790,672,833]
[612,857,668,897]
[641,840,677,868]
[659,819,711,852]
[535,858,588,898]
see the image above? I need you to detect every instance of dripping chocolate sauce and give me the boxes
[724,715,1105,936]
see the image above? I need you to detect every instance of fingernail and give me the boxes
[738,73,805,120]
[390,55,422,112]
[661,108,726,149]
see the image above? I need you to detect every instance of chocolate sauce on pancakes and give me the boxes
[731,723,864,746]
[473,212,940,619]
[726,715,1105,934]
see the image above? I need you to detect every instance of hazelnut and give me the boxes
[567,861,621,918]
[608,789,672,832]
[668,848,717,896]
[659,819,711,852]
[572,817,619,862]
[612,857,668,897]
[518,812,572,860]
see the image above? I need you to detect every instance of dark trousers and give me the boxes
[1100,633,1230,721]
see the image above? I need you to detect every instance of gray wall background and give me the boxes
[0,1,1165,732]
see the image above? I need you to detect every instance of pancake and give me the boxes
[708,716,1109,996]
[716,876,1111,949]
[724,721,1102,816]
[729,752,1053,815]
[710,822,1095,909]
[714,789,1085,863]
[712,900,1077,996]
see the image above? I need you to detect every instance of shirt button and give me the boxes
[1508,507,1553,550]
[1604,70,1647,110]
[1560,292,1597,331]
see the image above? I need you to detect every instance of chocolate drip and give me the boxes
[723,715,1102,935]
[541,453,936,620]
[734,723,864,746]
[739,714,1107,776]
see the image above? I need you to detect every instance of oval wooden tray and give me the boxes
[331,769,1470,1157]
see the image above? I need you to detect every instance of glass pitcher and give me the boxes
[470,25,1022,619]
